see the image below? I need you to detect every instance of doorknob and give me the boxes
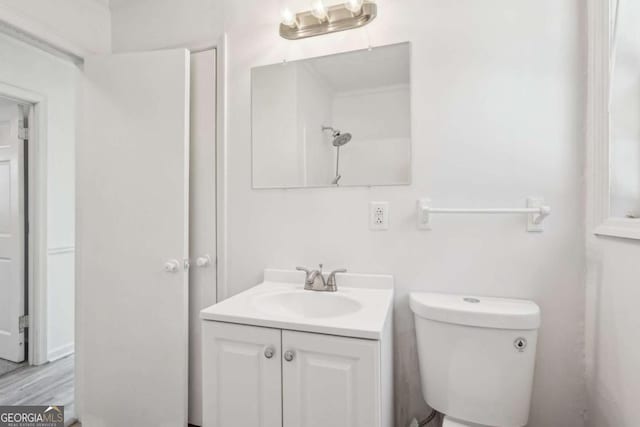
[164,259,181,273]
[195,255,212,268]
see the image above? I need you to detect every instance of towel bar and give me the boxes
[416,197,551,232]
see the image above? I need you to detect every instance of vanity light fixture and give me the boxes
[345,0,364,13]
[280,7,298,28]
[311,0,329,21]
[279,0,377,40]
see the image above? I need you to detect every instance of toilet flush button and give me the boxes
[514,337,527,352]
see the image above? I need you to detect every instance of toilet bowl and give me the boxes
[410,292,541,427]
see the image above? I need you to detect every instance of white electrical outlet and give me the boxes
[369,201,389,230]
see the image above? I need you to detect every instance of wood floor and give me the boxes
[0,354,74,422]
[0,357,25,376]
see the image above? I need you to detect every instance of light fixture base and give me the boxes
[279,2,377,40]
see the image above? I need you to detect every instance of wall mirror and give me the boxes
[251,42,411,189]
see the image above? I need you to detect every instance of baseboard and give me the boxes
[48,343,74,361]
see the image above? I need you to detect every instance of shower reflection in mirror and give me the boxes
[321,125,351,185]
[251,42,411,189]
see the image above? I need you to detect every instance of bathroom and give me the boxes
[0,0,637,426]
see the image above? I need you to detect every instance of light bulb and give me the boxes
[280,7,297,27]
[345,0,363,13]
[311,0,328,21]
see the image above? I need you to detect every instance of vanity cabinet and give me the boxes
[203,322,388,427]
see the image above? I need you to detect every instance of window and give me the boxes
[588,0,640,239]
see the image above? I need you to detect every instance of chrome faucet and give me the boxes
[296,264,326,290]
[326,268,347,292]
[296,264,347,292]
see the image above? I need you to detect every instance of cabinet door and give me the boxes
[282,331,381,427]
[202,322,282,427]
[188,48,217,427]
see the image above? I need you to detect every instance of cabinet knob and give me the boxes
[284,350,295,362]
[164,259,181,273]
[264,346,275,359]
[196,255,212,268]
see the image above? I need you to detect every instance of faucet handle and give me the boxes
[326,269,347,290]
[329,268,347,275]
[296,266,311,274]
[296,267,314,287]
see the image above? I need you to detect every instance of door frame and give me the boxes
[0,83,48,366]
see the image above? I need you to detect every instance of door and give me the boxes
[282,331,381,427]
[202,322,282,427]
[189,48,217,426]
[78,49,190,426]
[0,102,24,363]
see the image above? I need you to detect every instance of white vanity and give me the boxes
[201,269,394,427]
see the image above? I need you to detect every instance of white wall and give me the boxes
[47,249,75,360]
[111,0,587,425]
[0,33,77,360]
[110,0,222,51]
[586,238,640,427]
[0,0,111,56]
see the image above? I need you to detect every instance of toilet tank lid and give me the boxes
[410,292,541,330]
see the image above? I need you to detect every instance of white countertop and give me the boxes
[200,269,394,340]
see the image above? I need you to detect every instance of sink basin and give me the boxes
[252,290,362,319]
[201,269,394,339]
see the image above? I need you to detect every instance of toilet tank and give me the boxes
[410,293,540,427]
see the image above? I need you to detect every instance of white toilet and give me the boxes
[410,293,541,427]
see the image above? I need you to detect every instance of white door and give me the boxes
[282,331,381,427]
[188,49,217,426]
[0,102,25,363]
[202,322,282,427]
[77,49,190,426]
